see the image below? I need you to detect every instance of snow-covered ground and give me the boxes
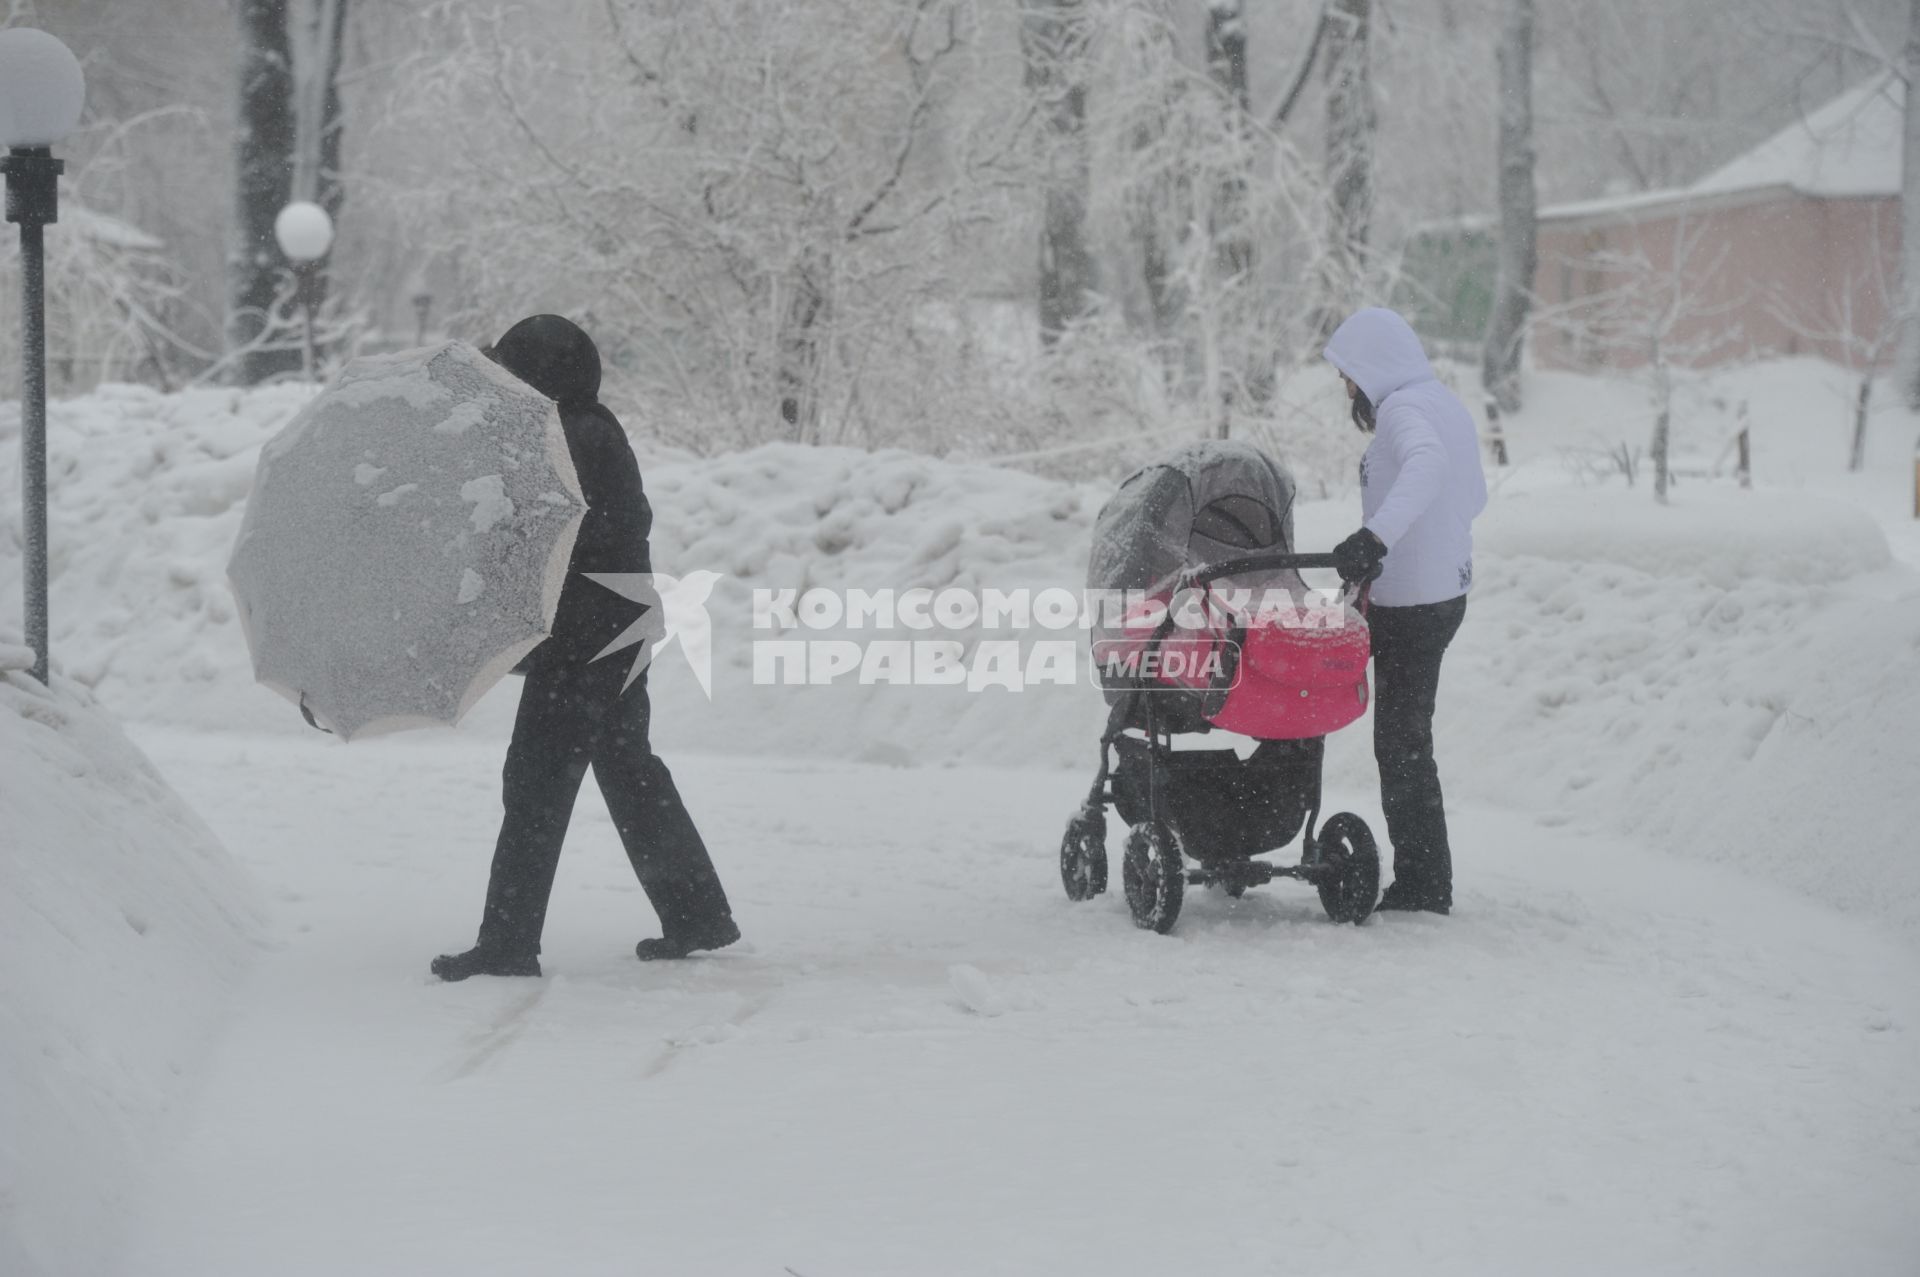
[0,653,259,1277]
[115,727,1920,1276]
[2,359,1919,1272]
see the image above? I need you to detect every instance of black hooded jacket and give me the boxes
[491,315,653,675]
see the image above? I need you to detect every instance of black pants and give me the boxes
[477,657,732,955]
[1369,595,1467,906]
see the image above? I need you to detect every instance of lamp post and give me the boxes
[411,289,433,348]
[273,200,333,381]
[0,29,86,686]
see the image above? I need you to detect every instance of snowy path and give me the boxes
[117,728,1920,1276]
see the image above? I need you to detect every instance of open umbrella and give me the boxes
[228,341,586,740]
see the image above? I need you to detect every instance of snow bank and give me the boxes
[0,655,260,1276]
[0,383,317,732]
[1477,485,1893,586]
[4,373,1920,936]
[1443,495,1920,937]
[638,443,1111,766]
[1503,357,1920,569]
[0,388,1115,755]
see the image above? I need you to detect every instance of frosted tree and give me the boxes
[1753,0,1920,405]
[1904,0,1920,407]
[1543,217,1739,503]
[1093,3,1336,434]
[1120,11,1187,354]
[1205,0,1252,292]
[380,0,1027,449]
[1320,0,1373,333]
[225,0,351,385]
[1481,0,1536,415]
[1023,0,1098,347]
[1769,261,1905,471]
[228,0,297,385]
[1268,0,1333,131]
[0,203,194,393]
[1543,0,1903,205]
[1208,0,1277,423]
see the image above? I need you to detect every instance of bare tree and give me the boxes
[1482,0,1536,414]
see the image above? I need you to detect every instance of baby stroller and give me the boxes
[1060,440,1380,933]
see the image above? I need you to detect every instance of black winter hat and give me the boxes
[488,314,602,409]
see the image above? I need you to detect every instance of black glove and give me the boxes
[1332,527,1387,585]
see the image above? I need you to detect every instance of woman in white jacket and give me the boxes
[1323,308,1488,915]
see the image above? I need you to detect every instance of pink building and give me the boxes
[1533,76,1901,371]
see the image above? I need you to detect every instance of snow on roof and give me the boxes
[1537,185,1706,224]
[1539,74,1900,224]
[1693,73,1900,200]
[1404,211,1494,239]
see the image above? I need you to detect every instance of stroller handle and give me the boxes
[1185,551,1342,587]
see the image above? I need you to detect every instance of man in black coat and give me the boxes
[433,315,739,980]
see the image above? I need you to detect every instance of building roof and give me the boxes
[1539,74,1900,225]
[1693,73,1899,200]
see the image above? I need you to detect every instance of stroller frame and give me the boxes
[1060,551,1380,933]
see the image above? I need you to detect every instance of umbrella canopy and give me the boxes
[228,341,586,740]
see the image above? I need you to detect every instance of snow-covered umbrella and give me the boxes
[227,341,586,740]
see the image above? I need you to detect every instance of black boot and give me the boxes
[431,945,542,981]
[1375,883,1450,916]
[636,916,741,961]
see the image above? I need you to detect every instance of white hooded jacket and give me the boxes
[1324,308,1488,607]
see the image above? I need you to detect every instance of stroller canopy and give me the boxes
[1087,440,1299,596]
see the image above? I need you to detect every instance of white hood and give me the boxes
[1323,307,1436,406]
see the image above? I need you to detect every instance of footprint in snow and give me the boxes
[949,963,1006,1017]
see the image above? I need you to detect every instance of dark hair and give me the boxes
[1350,386,1376,434]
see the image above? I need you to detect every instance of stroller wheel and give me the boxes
[1060,812,1108,901]
[1123,821,1185,934]
[1315,813,1380,924]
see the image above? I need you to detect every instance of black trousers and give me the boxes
[1368,595,1467,906]
[477,657,732,955]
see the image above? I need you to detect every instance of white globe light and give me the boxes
[274,201,334,263]
[0,29,86,148]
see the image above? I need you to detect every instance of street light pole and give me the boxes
[274,202,334,382]
[7,157,55,685]
[299,263,317,381]
[0,30,86,686]
[412,290,433,348]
